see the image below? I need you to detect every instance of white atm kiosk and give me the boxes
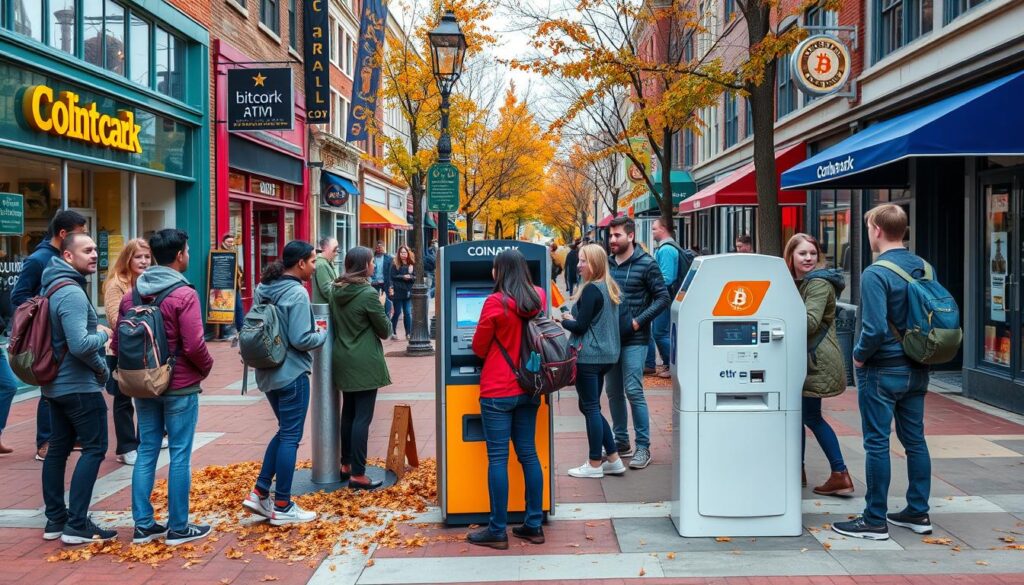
[670,254,806,537]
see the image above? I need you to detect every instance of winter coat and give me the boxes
[472,287,546,399]
[329,279,392,392]
[114,266,214,394]
[253,276,328,392]
[800,268,847,398]
[391,264,415,301]
[608,246,670,346]
[313,255,338,305]
[104,275,132,326]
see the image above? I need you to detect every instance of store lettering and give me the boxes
[816,156,854,179]
[467,245,518,257]
[21,85,143,154]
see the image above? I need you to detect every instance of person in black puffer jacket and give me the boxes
[604,216,669,470]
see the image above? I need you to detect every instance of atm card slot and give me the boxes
[462,415,486,442]
[704,392,779,411]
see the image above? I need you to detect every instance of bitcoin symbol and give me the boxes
[729,287,750,311]
[814,52,832,75]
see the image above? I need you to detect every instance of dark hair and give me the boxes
[339,246,374,285]
[262,240,316,282]
[49,209,87,240]
[149,229,189,266]
[61,231,92,253]
[493,250,540,314]
[608,216,635,235]
[735,234,753,246]
[221,232,235,243]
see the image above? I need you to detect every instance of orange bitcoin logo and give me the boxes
[712,281,771,316]
[814,52,832,75]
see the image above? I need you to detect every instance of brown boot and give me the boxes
[0,433,11,455]
[813,470,854,496]
[802,466,807,488]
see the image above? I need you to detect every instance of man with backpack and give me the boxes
[37,233,115,544]
[645,219,692,379]
[833,204,955,541]
[11,210,87,462]
[606,216,670,470]
[115,229,214,546]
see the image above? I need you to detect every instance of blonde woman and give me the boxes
[103,238,151,465]
[560,244,623,478]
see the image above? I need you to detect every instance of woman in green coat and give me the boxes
[329,246,392,490]
[785,234,853,497]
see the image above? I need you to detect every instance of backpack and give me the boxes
[114,283,188,398]
[7,280,76,386]
[239,290,287,369]
[875,260,962,365]
[497,312,577,398]
[661,241,695,296]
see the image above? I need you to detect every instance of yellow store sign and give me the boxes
[21,85,143,154]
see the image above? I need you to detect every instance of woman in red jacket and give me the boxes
[468,250,547,550]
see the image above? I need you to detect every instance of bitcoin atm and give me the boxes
[435,240,555,526]
[670,254,806,537]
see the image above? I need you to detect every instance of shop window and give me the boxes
[724,93,738,148]
[815,189,852,301]
[155,27,184,99]
[49,0,76,54]
[288,0,297,50]
[874,0,933,63]
[13,0,44,42]
[129,14,151,86]
[228,172,247,192]
[982,184,1011,367]
[282,184,297,201]
[944,0,988,24]
[261,0,280,35]
[285,210,296,243]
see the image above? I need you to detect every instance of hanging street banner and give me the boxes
[227,68,294,131]
[427,163,459,212]
[304,0,331,124]
[346,0,388,142]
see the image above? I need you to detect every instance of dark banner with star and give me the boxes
[346,0,388,142]
[226,68,294,131]
[303,0,331,124]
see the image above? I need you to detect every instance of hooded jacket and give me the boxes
[472,286,547,399]
[39,257,109,398]
[609,246,670,347]
[329,279,392,392]
[114,266,213,394]
[11,241,60,309]
[313,255,338,305]
[253,276,328,392]
[800,268,847,398]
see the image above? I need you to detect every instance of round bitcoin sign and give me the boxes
[791,34,851,96]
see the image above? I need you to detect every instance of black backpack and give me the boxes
[114,283,188,398]
[497,313,577,398]
[661,241,695,295]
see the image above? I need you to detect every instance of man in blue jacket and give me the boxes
[833,204,932,541]
[645,219,681,378]
[10,210,87,462]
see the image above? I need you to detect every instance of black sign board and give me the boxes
[207,250,239,324]
[227,68,294,132]
[304,0,331,124]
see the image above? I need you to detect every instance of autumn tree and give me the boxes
[539,159,595,242]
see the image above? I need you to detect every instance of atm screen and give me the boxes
[455,288,491,329]
[713,321,758,345]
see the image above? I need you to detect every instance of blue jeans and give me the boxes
[391,298,412,337]
[479,393,543,535]
[41,392,108,530]
[256,376,310,506]
[645,309,671,369]
[37,396,52,448]
[234,290,244,332]
[133,393,199,531]
[856,366,931,526]
[576,363,616,461]
[0,352,19,433]
[606,345,650,449]
[802,396,846,473]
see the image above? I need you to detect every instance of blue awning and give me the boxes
[781,71,1024,190]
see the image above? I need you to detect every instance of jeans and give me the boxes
[105,355,139,455]
[391,298,412,337]
[479,393,543,535]
[576,363,616,461]
[856,366,931,526]
[0,352,19,433]
[42,392,108,530]
[341,389,378,476]
[606,345,650,449]
[428,274,435,299]
[645,309,671,369]
[802,396,846,473]
[133,393,199,531]
[256,376,310,506]
[37,396,52,448]
[234,290,244,332]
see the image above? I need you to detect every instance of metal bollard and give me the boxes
[310,303,340,484]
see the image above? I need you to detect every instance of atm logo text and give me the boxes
[466,245,519,257]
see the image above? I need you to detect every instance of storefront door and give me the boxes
[979,172,1024,372]
[255,208,281,285]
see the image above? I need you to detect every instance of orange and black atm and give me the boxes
[435,240,554,526]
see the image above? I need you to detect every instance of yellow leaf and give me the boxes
[260,576,279,582]
[666,552,676,559]
[715,537,732,542]
[922,537,953,546]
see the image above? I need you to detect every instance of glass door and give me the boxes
[254,208,280,286]
[980,177,1016,370]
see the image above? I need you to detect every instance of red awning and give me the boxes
[597,212,626,228]
[679,144,808,214]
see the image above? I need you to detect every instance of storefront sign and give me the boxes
[303,0,331,124]
[21,85,143,153]
[427,163,459,213]
[346,0,388,141]
[207,250,239,325]
[98,230,109,270]
[791,35,851,96]
[0,193,24,236]
[227,68,294,131]
[322,171,356,207]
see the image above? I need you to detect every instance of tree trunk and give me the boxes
[465,212,476,241]
[745,1,782,256]
[660,126,676,238]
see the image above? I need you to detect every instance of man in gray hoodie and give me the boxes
[243,241,328,525]
[39,233,116,545]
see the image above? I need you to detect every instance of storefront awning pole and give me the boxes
[129,173,138,239]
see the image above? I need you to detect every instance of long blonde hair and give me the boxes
[572,244,621,305]
[106,238,151,287]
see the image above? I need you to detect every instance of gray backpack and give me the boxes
[238,292,287,369]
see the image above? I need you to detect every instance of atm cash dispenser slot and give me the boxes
[704,392,779,411]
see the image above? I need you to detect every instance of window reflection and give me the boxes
[49,0,76,54]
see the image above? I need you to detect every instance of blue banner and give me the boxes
[346,0,388,142]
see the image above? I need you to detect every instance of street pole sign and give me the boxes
[427,162,459,212]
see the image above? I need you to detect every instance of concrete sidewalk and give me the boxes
[2,339,1024,584]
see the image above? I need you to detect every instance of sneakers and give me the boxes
[629,447,652,469]
[832,517,889,540]
[887,511,933,535]
[512,524,545,544]
[35,443,48,462]
[467,527,508,550]
[43,519,64,541]
[61,519,117,545]
[132,523,168,544]
[242,490,273,519]
[116,450,138,465]
[161,436,169,449]
[568,462,604,478]
[614,443,633,458]
[270,502,317,526]
[166,524,212,546]
[601,457,627,476]
[643,366,657,375]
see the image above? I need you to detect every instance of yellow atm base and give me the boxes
[439,384,553,526]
